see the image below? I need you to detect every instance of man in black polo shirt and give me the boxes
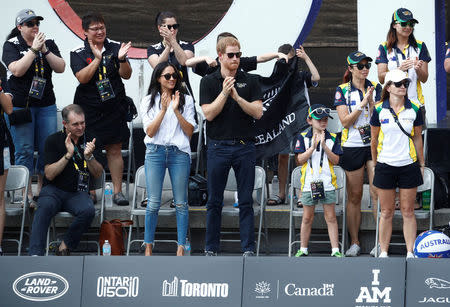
[200,36,263,256]
[29,104,103,256]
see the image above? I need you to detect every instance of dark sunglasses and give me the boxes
[396,21,415,28]
[162,73,178,80]
[24,20,40,27]
[226,52,242,59]
[352,63,371,70]
[164,24,180,30]
[393,80,410,88]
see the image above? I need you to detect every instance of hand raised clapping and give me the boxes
[84,138,96,159]
[88,39,103,60]
[118,41,131,61]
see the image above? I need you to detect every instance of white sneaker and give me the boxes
[345,244,361,257]
[370,244,381,257]
[406,252,415,259]
[378,251,388,258]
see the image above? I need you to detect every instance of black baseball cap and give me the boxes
[347,51,372,65]
[308,104,333,120]
[392,8,418,24]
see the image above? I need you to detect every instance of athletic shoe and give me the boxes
[113,192,129,206]
[243,251,255,257]
[370,244,381,257]
[345,244,361,257]
[205,251,217,256]
[378,251,389,258]
[331,251,344,257]
[406,252,415,259]
[295,249,308,257]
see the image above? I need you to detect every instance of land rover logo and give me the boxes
[12,272,69,302]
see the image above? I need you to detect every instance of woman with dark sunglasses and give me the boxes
[370,69,424,258]
[140,62,196,256]
[2,9,65,205]
[147,12,195,97]
[375,8,431,111]
[334,51,382,257]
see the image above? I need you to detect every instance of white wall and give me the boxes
[357,0,437,123]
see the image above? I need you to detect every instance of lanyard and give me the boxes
[98,56,107,81]
[65,131,88,171]
[34,52,44,77]
[346,81,369,125]
[308,136,325,175]
[393,46,410,68]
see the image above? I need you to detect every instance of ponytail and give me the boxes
[342,67,352,83]
[6,27,20,40]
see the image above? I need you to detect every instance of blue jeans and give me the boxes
[205,138,256,252]
[6,104,57,175]
[144,144,190,245]
[29,184,95,255]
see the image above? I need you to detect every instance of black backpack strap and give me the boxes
[389,108,412,139]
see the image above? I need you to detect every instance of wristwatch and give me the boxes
[85,154,95,161]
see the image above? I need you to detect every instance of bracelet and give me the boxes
[356,104,363,111]
[64,154,71,160]
[85,154,95,161]
[118,57,127,63]
[42,50,51,56]
[30,47,39,55]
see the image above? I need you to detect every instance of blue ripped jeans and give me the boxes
[144,144,190,245]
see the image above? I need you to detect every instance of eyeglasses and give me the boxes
[396,21,415,28]
[162,73,178,80]
[226,52,242,59]
[352,63,371,70]
[88,26,106,32]
[163,24,180,30]
[308,107,331,117]
[393,80,410,88]
[24,20,40,27]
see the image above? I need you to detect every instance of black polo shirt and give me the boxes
[70,38,127,123]
[193,56,257,77]
[43,130,103,192]
[2,34,61,108]
[199,69,262,140]
[147,41,195,95]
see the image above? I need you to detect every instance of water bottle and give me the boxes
[233,191,239,208]
[184,239,191,256]
[105,183,113,208]
[422,190,431,211]
[102,240,111,256]
[271,175,279,196]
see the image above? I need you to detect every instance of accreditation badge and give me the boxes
[77,170,90,192]
[29,76,47,100]
[358,124,371,144]
[310,180,325,201]
[96,78,115,102]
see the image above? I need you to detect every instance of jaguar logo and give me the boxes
[425,278,450,289]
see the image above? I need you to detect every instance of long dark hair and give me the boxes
[342,67,352,83]
[6,27,20,40]
[386,21,418,53]
[147,62,186,113]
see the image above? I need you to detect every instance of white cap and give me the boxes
[384,69,411,86]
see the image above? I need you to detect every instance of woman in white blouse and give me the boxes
[140,62,196,256]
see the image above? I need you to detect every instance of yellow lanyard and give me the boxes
[34,53,44,77]
[98,56,107,81]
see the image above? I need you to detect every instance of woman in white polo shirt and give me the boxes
[141,62,196,256]
[370,69,424,258]
[334,51,382,257]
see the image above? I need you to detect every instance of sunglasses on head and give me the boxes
[164,24,179,30]
[352,63,371,70]
[226,52,242,59]
[162,73,178,80]
[392,80,410,88]
[24,20,40,27]
[396,21,415,28]
[309,107,331,117]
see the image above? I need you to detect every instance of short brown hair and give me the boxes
[216,37,240,54]
[62,104,84,122]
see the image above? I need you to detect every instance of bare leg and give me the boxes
[300,205,315,248]
[105,143,124,194]
[176,245,185,256]
[59,240,67,251]
[278,154,289,200]
[345,167,364,246]
[323,203,339,249]
[399,187,418,253]
[377,188,396,253]
[145,243,152,256]
[366,160,378,220]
